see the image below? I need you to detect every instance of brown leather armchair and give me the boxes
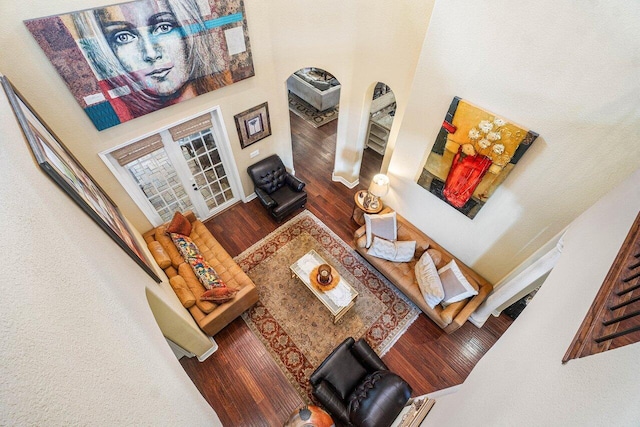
[310,337,412,427]
[247,154,307,222]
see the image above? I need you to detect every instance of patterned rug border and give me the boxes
[234,210,419,402]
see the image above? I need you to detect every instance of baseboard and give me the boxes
[165,338,195,359]
[403,385,460,406]
[425,384,461,399]
[197,336,219,362]
[467,314,486,328]
[332,173,359,189]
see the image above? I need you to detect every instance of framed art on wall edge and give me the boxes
[234,102,271,148]
[0,75,161,283]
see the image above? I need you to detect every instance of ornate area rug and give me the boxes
[235,211,419,402]
[288,92,339,128]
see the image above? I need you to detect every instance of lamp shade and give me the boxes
[368,174,390,197]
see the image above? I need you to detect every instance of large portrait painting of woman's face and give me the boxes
[25,0,254,130]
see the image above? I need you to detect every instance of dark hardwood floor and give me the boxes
[180,111,513,426]
[359,142,384,190]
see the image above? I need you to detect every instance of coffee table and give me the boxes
[290,250,358,324]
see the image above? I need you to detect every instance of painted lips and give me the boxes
[146,66,173,80]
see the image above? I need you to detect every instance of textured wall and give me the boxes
[0,0,434,232]
[388,0,640,283]
[423,169,640,426]
[0,0,431,361]
[0,87,220,425]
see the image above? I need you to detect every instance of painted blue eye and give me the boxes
[113,31,136,44]
[153,22,174,35]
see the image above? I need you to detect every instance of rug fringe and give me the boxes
[379,311,419,357]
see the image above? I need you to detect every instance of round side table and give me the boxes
[352,190,383,226]
[284,405,334,427]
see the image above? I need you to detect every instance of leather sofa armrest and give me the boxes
[255,187,277,208]
[446,283,493,333]
[285,174,306,192]
[439,300,466,325]
[352,338,388,372]
[312,381,350,425]
[354,225,367,245]
[453,285,493,326]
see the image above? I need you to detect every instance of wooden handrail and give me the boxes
[563,211,640,363]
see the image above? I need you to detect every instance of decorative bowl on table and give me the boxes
[310,264,340,291]
[317,264,332,284]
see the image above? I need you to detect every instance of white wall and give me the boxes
[0,0,434,232]
[0,1,434,423]
[0,88,220,425]
[0,0,434,364]
[423,168,640,426]
[388,0,640,283]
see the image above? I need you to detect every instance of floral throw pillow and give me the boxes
[188,255,226,290]
[170,233,201,261]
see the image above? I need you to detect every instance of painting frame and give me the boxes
[24,0,255,131]
[0,75,161,282]
[234,102,271,148]
[417,96,538,219]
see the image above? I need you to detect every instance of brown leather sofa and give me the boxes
[143,212,258,336]
[354,208,492,334]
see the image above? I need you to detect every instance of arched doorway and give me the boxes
[359,82,396,188]
[286,67,341,177]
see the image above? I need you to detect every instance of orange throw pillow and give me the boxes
[200,287,238,304]
[166,211,192,236]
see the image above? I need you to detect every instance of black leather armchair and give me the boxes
[247,154,307,222]
[310,337,412,427]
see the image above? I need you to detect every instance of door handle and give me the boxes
[192,183,199,191]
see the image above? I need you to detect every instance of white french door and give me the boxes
[166,126,237,218]
[101,107,242,226]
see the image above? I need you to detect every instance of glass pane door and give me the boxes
[177,128,235,214]
[124,148,194,223]
[102,107,241,227]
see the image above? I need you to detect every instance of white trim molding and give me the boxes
[469,232,566,327]
[197,336,219,362]
[332,173,359,189]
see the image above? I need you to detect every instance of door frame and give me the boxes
[99,105,243,227]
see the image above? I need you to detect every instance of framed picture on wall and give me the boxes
[24,0,255,131]
[417,96,538,219]
[234,102,271,148]
[0,75,161,282]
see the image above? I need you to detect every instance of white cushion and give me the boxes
[364,211,397,248]
[415,252,444,309]
[367,236,416,262]
[438,260,478,304]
